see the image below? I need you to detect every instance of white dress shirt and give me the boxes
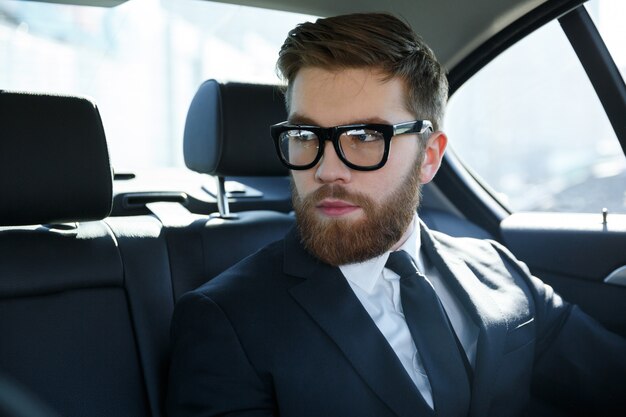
[339,216,479,408]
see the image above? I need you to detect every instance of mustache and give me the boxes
[299,184,373,209]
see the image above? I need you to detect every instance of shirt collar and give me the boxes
[339,214,423,294]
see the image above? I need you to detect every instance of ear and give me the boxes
[419,131,447,184]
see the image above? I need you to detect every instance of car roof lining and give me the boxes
[202,0,550,70]
[447,0,587,93]
[25,0,550,71]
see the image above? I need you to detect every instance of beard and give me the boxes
[292,161,422,266]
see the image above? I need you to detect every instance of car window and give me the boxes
[445,2,625,214]
[0,0,316,170]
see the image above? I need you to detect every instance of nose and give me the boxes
[315,141,352,184]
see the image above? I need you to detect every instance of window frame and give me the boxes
[434,0,626,238]
[559,6,626,154]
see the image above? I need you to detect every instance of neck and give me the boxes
[390,217,415,252]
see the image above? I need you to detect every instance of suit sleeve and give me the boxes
[531,295,626,415]
[491,241,626,416]
[167,291,276,417]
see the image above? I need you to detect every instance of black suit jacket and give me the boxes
[167,224,626,417]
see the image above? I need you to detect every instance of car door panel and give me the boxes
[501,212,626,337]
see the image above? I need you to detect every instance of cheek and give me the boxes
[367,157,419,201]
[291,171,315,197]
[388,138,420,165]
[351,171,396,204]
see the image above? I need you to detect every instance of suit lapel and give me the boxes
[284,229,432,417]
[420,223,508,417]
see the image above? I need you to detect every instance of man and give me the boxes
[167,13,626,417]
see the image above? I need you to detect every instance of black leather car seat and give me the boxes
[0,91,171,417]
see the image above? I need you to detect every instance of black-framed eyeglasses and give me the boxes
[270,120,433,171]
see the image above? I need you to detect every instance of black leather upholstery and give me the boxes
[0,222,122,297]
[0,91,113,226]
[0,222,152,417]
[0,92,170,417]
[105,216,175,416]
[183,80,288,177]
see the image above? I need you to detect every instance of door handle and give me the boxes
[604,266,626,287]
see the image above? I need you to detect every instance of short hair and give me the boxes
[276,12,448,131]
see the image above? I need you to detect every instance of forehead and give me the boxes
[288,67,412,126]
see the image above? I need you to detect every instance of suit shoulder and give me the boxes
[192,238,289,299]
[430,229,506,263]
[429,229,539,289]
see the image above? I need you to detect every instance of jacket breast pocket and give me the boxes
[504,317,535,354]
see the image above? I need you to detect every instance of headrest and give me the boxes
[0,91,113,226]
[183,80,288,177]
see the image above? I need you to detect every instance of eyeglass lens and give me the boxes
[278,128,386,168]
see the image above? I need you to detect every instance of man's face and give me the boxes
[289,67,446,265]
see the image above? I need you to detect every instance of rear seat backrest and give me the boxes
[0,91,172,417]
[157,80,294,300]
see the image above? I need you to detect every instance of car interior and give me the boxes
[0,0,625,416]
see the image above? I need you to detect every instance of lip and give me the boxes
[316,198,360,217]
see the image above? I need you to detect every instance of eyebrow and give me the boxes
[288,113,392,126]
[288,113,318,125]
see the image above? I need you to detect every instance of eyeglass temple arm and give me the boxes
[394,120,433,135]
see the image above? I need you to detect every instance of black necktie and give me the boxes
[385,250,470,417]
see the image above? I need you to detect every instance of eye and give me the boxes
[285,129,317,142]
[344,129,384,143]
